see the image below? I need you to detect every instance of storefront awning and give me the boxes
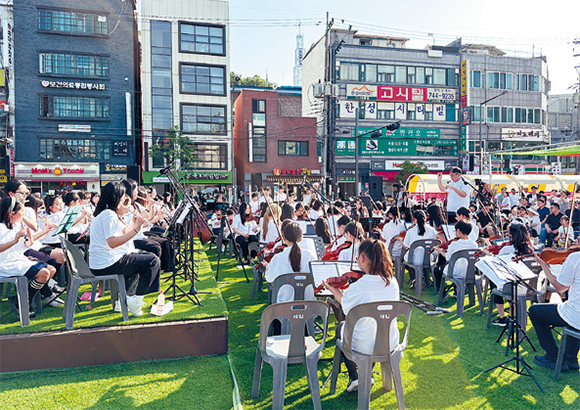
[266,175,323,183]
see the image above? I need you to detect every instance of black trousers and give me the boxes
[529,303,580,359]
[91,252,160,296]
[235,235,259,260]
[336,321,359,380]
[447,212,457,224]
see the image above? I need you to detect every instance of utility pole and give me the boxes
[576,65,580,175]
[354,108,359,196]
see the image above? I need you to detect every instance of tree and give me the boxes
[395,160,429,184]
[149,126,198,170]
[230,72,272,87]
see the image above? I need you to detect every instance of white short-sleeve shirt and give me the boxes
[0,223,36,277]
[403,224,438,265]
[89,209,135,270]
[555,252,580,330]
[446,179,471,213]
[265,245,317,303]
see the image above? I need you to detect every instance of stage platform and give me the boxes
[0,248,228,373]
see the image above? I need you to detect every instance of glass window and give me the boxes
[181,104,226,134]
[446,104,455,121]
[180,22,225,55]
[377,65,394,82]
[278,141,309,156]
[519,74,528,91]
[472,71,482,88]
[446,68,456,86]
[39,52,109,77]
[507,107,513,122]
[39,138,110,160]
[506,73,512,90]
[433,68,446,85]
[515,108,521,123]
[377,109,394,120]
[527,108,534,123]
[534,108,540,124]
[193,144,227,169]
[39,95,110,118]
[500,73,506,89]
[365,64,377,82]
[340,63,359,81]
[416,67,425,84]
[531,75,539,91]
[180,64,225,95]
[37,9,108,35]
[425,68,433,84]
[395,66,407,83]
[407,67,416,84]
[151,20,173,133]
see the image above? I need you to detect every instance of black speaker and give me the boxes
[368,175,383,202]
[504,158,511,169]
[469,155,475,172]
[127,165,141,183]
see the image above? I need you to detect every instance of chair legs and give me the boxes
[305,355,322,410]
[15,277,31,327]
[357,356,373,410]
[380,360,393,391]
[475,279,485,316]
[413,265,423,296]
[390,352,406,410]
[554,332,568,381]
[251,348,263,399]
[328,344,342,394]
[456,279,466,317]
[251,269,263,300]
[115,276,129,321]
[64,277,82,330]
[271,359,289,410]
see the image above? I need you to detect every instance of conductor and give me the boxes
[437,167,471,224]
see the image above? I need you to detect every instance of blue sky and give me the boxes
[229,0,580,94]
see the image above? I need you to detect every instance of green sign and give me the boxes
[354,127,440,139]
[142,170,232,184]
[336,138,458,156]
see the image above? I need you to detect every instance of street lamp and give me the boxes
[478,90,508,172]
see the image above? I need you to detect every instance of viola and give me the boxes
[314,270,363,294]
[321,241,352,261]
[513,245,580,264]
[475,241,511,257]
[193,212,212,244]
[257,237,281,257]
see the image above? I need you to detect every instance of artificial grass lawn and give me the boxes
[0,244,227,335]
[0,355,234,410]
[209,246,580,410]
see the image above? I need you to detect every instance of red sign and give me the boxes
[273,168,312,176]
[31,167,85,175]
[378,86,426,102]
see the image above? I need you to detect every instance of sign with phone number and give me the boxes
[336,138,458,156]
[427,88,457,103]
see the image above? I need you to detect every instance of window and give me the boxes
[395,66,407,83]
[40,138,110,160]
[181,104,226,134]
[527,108,534,123]
[425,68,433,84]
[180,63,225,95]
[193,144,227,169]
[365,64,377,82]
[38,9,108,35]
[433,68,446,85]
[407,103,416,120]
[506,73,513,90]
[487,106,500,122]
[151,21,173,137]
[407,67,416,84]
[446,68,456,86]
[377,109,394,120]
[472,71,482,88]
[278,141,309,156]
[251,99,266,162]
[39,95,110,119]
[377,65,394,82]
[530,75,539,91]
[534,108,541,124]
[339,63,360,81]
[39,52,109,77]
[180,22,225,55]
[487,72,500,89]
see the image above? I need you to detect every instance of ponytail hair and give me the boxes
[359,239,393,286]
[344,221,364,240]
[413,210,426,236]
[283,221,303,272]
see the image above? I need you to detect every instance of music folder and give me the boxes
[309,260,360,296]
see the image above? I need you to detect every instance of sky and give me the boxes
[229,0,580,94]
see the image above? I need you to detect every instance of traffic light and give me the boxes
[386,121,401,131]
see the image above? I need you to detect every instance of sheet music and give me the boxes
[476,255,537,288]
[497,255,537,281]
[295,220,308,233]
[309,262,339,296]
[441,224,456,239]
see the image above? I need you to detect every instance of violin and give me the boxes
[255,244,288,270]
[257,237,281,256]
[430,238,459,254]
[513,245,580,264]
[314,270,363,294]
[321,241,352,261]
[389,230,407,245]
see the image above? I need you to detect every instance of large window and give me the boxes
[278,141,309,156]
[181,104,226,134]
[193,144,227,169]
[39,95,110,119]
[180,22,225,55]
[151,20,173,136]
[251,99,266,162]
[40,138,110,160]
[180,64,225,95]
[38,9,108,35]
[39,52,109,77]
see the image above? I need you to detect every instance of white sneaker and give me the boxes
[346,377,374,393]
[114,300,121,312]
[126,295,144,317]
[48,296,65,307]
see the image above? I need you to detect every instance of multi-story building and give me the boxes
[232,86,321,200]
[139,0,233,195]
[12,0,139,193]
[0,3,13,185]
[303,29,462,198]
[462,43,550,173]
[548,93,578,174]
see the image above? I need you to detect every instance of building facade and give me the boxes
[12,0,139,193]
[548,93,578,174]
[139,0,233,195]
[233,86,321,200]
[462,44,550,173]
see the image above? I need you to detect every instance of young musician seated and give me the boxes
[315,217,332,245]
[324,239,399,392]
[310,200,323,220]
[338,222,364,262]
[432,221,478,291]
[400,210,440,287]
[232,202,259,263]
[330,215,351,251]
[210,208,223,236]
[456,207,479,242]
[89,182,161,317]
[0,198,59,317]
[279,203,295,224]
[529,251,580,372]
[260,203,281,244]
[264,221,317,303]
[295,202,306,220]
[381,206,406,258]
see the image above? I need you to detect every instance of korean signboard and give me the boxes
[374,86,457,103]
[353,127,440,139]
[336,138,457,156]
[41,80,106,91]
[460,60,469,109]
[346,84,377,100]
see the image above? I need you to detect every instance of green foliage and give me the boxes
[396,160,429,184]
[149,126,198,170]
[231,71,272,87]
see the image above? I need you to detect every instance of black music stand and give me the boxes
[484,268,544,393]
[214,214,249,282]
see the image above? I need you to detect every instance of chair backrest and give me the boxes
[63,239,96,279]
[408,239,440,266]
[447,249,480,281]
[258,300,329,358]
[249,242,265,263]
[271,272,314,302]
[342,301,412,358]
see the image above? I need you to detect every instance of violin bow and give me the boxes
[565,182,578,250]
